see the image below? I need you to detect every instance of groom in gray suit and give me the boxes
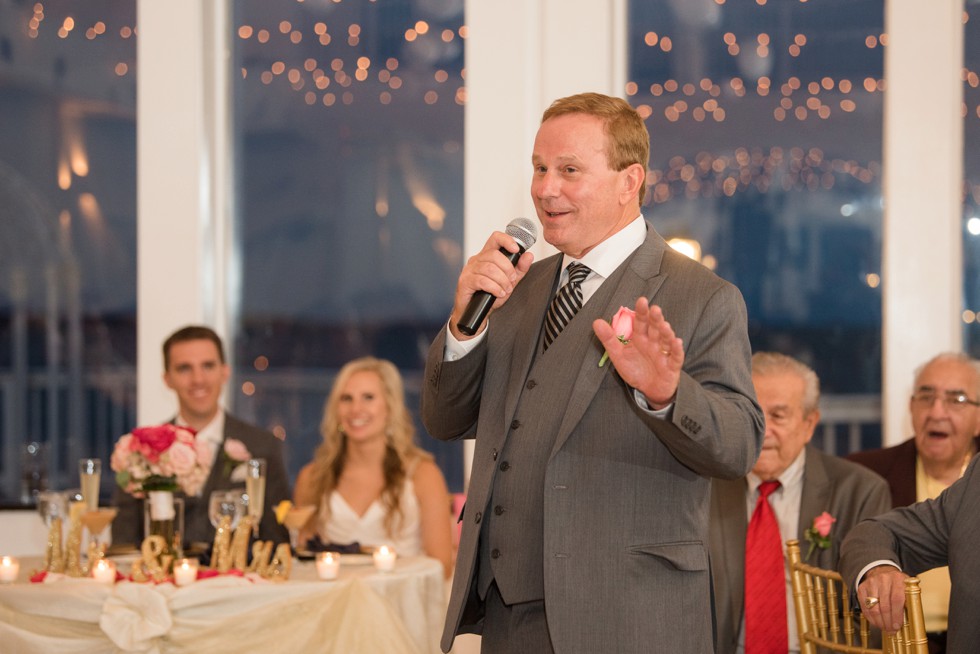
[422,92,764,653]
[710,352,891,653]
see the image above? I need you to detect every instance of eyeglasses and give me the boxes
[911,391,980,412]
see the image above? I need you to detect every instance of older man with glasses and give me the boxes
[846,352,980,654]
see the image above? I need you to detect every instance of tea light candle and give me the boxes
[315,552,340,580]
[91,558,116,584]
[0,556,19,583]
[173,558,199,586]
[372,545,397,573]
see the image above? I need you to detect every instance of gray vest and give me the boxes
[477,258,633,605]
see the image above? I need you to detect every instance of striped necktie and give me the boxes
[543,262,591,350]
[744,480,787,654]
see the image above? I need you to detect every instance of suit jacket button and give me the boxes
[510,419,521,430]
[494,505,505,515]
[499,461,510,471]
[526,379,537,390]
[474,511,482,524]
[491,548,501,559]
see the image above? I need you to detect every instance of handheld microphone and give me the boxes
[456,217,538,336]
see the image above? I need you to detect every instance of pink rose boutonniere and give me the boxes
[598,306,636,367]
[222,438,253,481]
[804,511,837,561]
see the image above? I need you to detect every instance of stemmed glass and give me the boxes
[244,458,266,537]
[208,490,246,532]
[81,508,118,554]
[282,505,317,553]
[36,490,68,527]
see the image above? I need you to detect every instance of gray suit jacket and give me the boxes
[112,413,291,547]
[422,224,764,653]
[710,445,892,654]
[839,454,980,654]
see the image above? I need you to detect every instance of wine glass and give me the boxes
[208,490,245,531]
[36,490,68,527]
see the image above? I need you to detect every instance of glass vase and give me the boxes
[143,490,184,567]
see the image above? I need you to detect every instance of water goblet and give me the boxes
[36,490,68,527]
[208,490,245,531]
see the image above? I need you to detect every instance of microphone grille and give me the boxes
[505,217,537,250]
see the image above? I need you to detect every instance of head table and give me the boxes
[0,554,445,654]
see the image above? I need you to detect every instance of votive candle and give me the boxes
[316,552,340,580]
[372,545,397,573]
[173,558,199,586]
[91,558,116,584]
[0,556,19,583]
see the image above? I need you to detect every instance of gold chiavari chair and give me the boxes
[786,539,928,654]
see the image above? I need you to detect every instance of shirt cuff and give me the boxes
[443,322,486,361]
[855,560,902,588]
[634,388,674,418]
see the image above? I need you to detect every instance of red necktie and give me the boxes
[744,480,787,654]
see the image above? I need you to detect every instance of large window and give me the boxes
[230,0,467,490]
[627,0,885,450]
[0,1,137,504]
[964,4,980,357]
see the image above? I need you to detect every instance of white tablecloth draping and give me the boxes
[0,555,445,654]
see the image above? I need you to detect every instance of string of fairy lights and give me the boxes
[11,0,980,333]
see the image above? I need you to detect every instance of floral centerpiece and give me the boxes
[110,424,210,497]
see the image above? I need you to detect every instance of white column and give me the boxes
[137,0,233,423]
[462,0,626,486]
[882,0,964,443]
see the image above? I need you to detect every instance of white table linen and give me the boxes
[0,555,444,653]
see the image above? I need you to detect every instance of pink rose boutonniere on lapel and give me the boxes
[598,306,636,367]
[804,511,836,561]
[222,438,253,482]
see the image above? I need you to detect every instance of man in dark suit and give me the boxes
[710,352,891,654]
[112,326,290,547]
[839,454,980,654]
[846,352,980,652]
[422,92,764,653]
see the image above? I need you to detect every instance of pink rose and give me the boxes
[813,511,836,537]
[195,440,213,465]
[611,306,635,340]
[132,425,178,462]
[110,435,133,472]
[223,438,252,462]
[167,442,197,476]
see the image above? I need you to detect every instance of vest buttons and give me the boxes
[493,505,505,515]
[491,549,501,559]
[510,419,521,430]
[499,461,510,471]
[491,448,498,460]
[526,379,537,390]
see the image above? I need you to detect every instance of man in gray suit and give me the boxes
[421,92,764,653]
[112,325,290,547]
[710,352,891,653]
[839,453,980,653]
